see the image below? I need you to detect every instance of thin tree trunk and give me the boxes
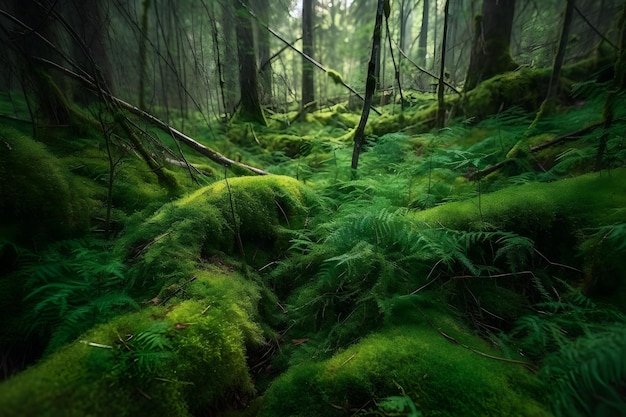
[437,0,450,128]
[138,0,150,110]
[546,0,576,102]
[351,0,385,174]
[302,0,315,110]
[254,0,272,104]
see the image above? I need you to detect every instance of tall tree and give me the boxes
[253,0,272,104]
[70,0,115,104]
[302,0,315,110]
[219,0,239,117]
[465,0,517,91]
[417,0,430,64]
[233,0,266,125]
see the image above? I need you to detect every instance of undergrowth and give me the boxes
[22,238,139,355]
[2,74,626,417]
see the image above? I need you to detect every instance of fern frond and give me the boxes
[541,324,626,417]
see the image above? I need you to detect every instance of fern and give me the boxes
[373,395,422,417]
[541,324,626,417]
[23,238,139,354]
[128,321,173,372]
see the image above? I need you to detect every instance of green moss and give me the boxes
[0,127,94,244]
[121,175,317,291]
[326,69,344,85]
[411,169,626,230]
[0,268,263,417]
[262,318,551,417]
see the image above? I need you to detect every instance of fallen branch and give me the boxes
[467,120,613,179]
[35,57,268,176]
[529,122,603,152]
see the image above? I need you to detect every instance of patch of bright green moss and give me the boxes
[262,315,551,417]
[121,175,317,291]
[411,169,626,231]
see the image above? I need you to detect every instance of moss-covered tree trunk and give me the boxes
[465,0,517,91]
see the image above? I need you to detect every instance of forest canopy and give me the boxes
[1,1,626,416]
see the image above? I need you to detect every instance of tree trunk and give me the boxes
[351,0,384,174]
[220,0,239,117]
[302,0,315,110]
[418,0,429,63]
[138,0,150,110]
[465,0,517,91]
[234,0,266,125]
[545,0,576,103]
[10,1,72,127]
[437,0,450,128]
[254,0,272,104]
[70,0,115,104]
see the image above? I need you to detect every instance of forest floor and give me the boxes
[1,72,626,417]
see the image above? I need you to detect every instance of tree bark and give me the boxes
[234,0,266,125]
[138,0,150,110]
[220,0,239,116]
[254,0,272,104]
[465,0,517,91]
[301,0,315,110]
[9,1,72,127]
[418,0,429,65]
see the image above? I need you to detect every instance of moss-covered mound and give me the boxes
[122,175,317,291]
[412,169,626,230]
[262,308,551,417]
[0,127,94,244]
[0,267,262,417]
[411,169,626,300]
